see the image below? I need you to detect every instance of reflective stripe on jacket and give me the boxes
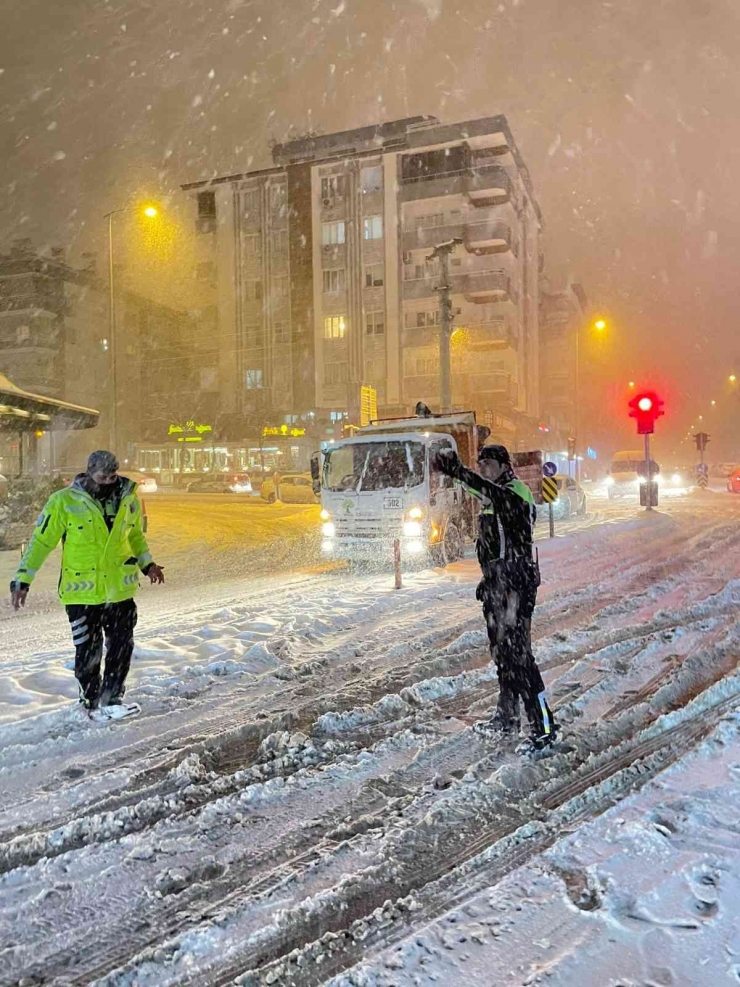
[13,479,152,605]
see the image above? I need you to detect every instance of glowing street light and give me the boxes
[628,381,635,389]
[593,318,607,332]
[711,400,716,406]
[143,205,158,218]
[730,374,737,384]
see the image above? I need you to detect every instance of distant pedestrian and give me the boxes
[10,451,164,711]
[436,444,557,751]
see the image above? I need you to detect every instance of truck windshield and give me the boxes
[610,459,660,474]
[323,441,425,492]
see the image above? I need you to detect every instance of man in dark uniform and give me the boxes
[437,443,556,751]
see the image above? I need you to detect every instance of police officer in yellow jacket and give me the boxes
[10,451,165,710]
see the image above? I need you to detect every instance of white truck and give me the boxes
[311,409,489,567]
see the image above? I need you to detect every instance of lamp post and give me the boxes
[104,204,159,453]
[428,237,462,413]
[573,316,607,483]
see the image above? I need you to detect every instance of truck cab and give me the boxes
[316,410,484,567]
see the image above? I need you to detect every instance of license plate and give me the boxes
[383,497,402,510]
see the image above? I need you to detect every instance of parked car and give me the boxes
[186,473,253,494]
[548,474,587,519]
[124,470,158,494]
[727,467,740,493]
[260,473,318,504]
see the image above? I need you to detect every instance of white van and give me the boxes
[605,450,660,499]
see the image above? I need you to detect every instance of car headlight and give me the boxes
[605,476,614,486]
[322,521,336,537]
[403,520,422,537]
[320,508,331,521]
[406,506,424,520]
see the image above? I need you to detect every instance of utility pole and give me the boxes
[428,238,462,413]
[104,209,123,454]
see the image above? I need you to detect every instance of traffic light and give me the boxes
[628,391,665,435]
[694,432,710,453]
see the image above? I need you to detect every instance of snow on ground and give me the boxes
[1,491,739,985]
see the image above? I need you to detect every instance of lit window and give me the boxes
[364,263,384,288]
[246,369,263,389]
[323,269,346,293]
[365,310,385,335]
[322,221,346,245]
[323,315,346,339]
[329,410,348,422]
[361,166,383,194]
[363,216,383,240]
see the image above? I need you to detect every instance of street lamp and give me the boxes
[574,316,609,483]
[104,203,160,452]
[730,374,737,384]
[428,237,463,413]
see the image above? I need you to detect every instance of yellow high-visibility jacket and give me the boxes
[13,478,153,605]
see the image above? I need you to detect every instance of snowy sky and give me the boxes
[2,0,739,454]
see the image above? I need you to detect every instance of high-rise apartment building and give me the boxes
[183,115,543,444]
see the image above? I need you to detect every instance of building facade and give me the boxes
[0,241,198,471]
[183,115,544,446]
[539,282,587,447]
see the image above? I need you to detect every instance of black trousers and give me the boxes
[65,600,138,706]
[478,560,554,738]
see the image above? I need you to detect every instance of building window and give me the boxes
[246,369,263,389]
[245,279,262,302]
[365,310,385,335]
[322,221,346,246]
[241,188,260,218]
[405,212,444,232]
[243,234,260,258]
[197,190,216,217]
[362,166,383,194]
[363,215,383,240]
[321,175,347,200]
[324,315,346,339]
[405,309,440,328]
[323,268,346,294]
[271,229,288,255]
[270,184,287,214]
[364,263,384,288]
[325,363,348,385]
[273,276,289,301]
[415,358,437,375]
[329,410,348,422]
[16,324,30,343]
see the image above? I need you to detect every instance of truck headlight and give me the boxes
[406,539,424,554]
[403,520,422,537]
[320,508,331,521]
[321,539,334,554]
[604,476,614,486]
[322,521,336,537]
[406,506,424,520]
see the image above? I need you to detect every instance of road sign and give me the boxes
[696,463,708,476]
[698,473,709,488]
[542,476,558,503]
[543,461,558,478]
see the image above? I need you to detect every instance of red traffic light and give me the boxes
[628,390,664,434]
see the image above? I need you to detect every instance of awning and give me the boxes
[0,373,99,432]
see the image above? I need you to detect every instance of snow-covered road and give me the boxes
[1,491,739,986]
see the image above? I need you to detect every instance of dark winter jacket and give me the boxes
[436,451,537,576]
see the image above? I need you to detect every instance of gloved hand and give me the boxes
[475,580,487,602]
[434,448,462,477]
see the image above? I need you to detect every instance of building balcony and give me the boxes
[402,223,465,253]
[464,222,515,255]
[468,371,518,407]
[460,270,514,303]
[466,166,512,207]
[402,268,515,303]
[400,170,468,203]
